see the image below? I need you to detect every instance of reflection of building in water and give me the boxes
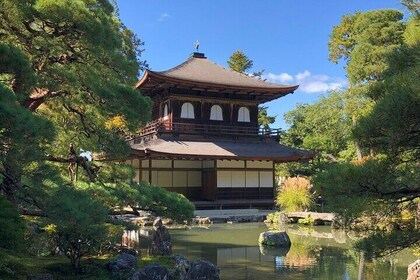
[122,230,140,248]
[122,229,152,249]
[275,256,284,269]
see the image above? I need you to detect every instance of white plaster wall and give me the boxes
[231,171,245,188]
[246,171,259,188]
[151,171,158,185]
[174,160,202,169]
[141,171,149,183]
[260,171,273,188]
[157,171,172,187]
[134,170,140,182]
[152,159,172,168]
[217,160,245,168]
[246,160,273,169]
[173,171,187,187]
[202,160,215,169]
[217,171,231,188]
[187,171,201,187]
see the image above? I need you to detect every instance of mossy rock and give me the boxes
[258,231,291,248]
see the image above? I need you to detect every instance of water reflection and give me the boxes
[122,223,416,280]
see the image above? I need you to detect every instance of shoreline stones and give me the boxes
[258,231,291,248]
[114,253,221,280]
[106,253,137,277]
[174,254,221,280]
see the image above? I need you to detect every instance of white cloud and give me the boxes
[295,70,311,81]
[264,70,347,93]
[265,73,293,83]
[158,13,171,22]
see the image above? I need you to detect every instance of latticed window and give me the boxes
[180,102,195,119]
[238,107,250,122]
[210,105,223,121]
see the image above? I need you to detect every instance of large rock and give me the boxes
[258,231,291,247]
[130,264,171,280]
[149,218,172,256]
[407,259,420,280]
[106,253,137,276]
[173,254,190,279]
[185,260,221,280]
[172,254,220,280]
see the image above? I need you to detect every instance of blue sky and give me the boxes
[116,0,405,128]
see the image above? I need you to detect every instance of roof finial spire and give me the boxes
[194,40,200,52]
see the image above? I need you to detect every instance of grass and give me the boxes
[0,249,112,280]
[139,255,175,269]
[1,249,176,280]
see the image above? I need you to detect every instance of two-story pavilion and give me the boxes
[128,52,313,209]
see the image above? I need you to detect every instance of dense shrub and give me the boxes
[45,186,108,271]
[276,177,314,212]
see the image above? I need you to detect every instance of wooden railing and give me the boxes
[130,120,281,143]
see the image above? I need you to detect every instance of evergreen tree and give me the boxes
[0,0,193,270]
[329,9,406,159]
[314,9,420,256]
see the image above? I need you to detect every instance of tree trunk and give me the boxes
[353,115,363,161]
[358,251,365,280]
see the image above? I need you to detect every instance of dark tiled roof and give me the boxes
[155,56,297,89]
[131,137,314,162]
[135,55,299,98]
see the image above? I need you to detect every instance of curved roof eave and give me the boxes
[136,70,299,95]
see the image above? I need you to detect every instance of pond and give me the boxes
[131,223,416,280]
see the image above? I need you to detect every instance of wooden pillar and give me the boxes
[148,158,152,185]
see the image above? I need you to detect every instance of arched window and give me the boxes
[210,105,223,121]
[238,107,250,122]
[180,102,195,119]
[163,103,169,119]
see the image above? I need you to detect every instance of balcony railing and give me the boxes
[129,120,281,144]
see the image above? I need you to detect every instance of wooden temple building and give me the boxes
[127,52,313,209]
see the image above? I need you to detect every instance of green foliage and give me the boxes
[329,9,405,86]
[137,182,195,223]
[258,106,276,129]
[0,1,155,271]
[45,186,109,271]
[276,177,314,212]
[279,90,354,177]
[265,212,283,224]
[0,196,25,250]
[315,9,420,256]
[276,161,317,178]
[355,229,420,259]
[79,164,195,223]
[227,50,254,74]
[297,217,315,225]
[313,161,376,223]
[140,255,175,269]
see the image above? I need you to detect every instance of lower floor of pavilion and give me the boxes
[127,158,276,204]
[127,136,314,208]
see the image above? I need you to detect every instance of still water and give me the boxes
[131,223,416,280]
